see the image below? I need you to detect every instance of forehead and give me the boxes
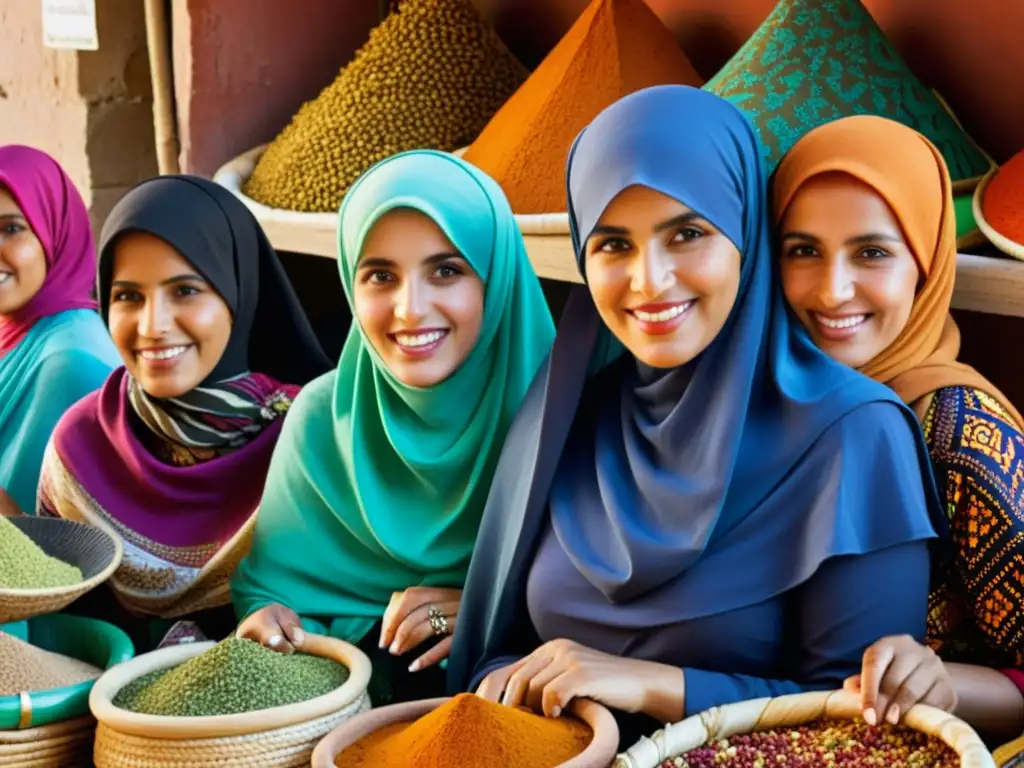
[111,231,197,279]
[782,174,902,233]
[0,185,24,216]
[595,185,693,228]
[359,208,457,264]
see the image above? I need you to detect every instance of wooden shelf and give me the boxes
[249,210,1024,319]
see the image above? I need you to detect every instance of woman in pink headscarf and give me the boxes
[0,145,119,515]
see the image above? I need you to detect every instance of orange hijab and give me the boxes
[772,115,1021,427]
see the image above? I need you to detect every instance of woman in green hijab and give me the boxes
[232,150,555,702]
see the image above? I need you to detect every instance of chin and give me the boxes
[133,374,195,400]
[392,365,455,389]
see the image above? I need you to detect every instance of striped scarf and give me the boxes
[127,373,295,466]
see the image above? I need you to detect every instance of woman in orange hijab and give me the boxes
[773,115,1024,741]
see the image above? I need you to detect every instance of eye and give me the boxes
[433,262,464,280]
[786,244,819,258]
[671,227,704,243]
[858,246,891,260]
[593,236,632,254]
[175,285,201,297]
[366,269,395,285]
[111,290,141,303]
[1,222,25,236]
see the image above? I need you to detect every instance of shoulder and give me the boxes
[277,369,337,438]
[819,400,922,453]
[924,385,1023,481]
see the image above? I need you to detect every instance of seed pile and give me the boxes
[0,632,102,695]
[244,0,528,213]
[0,516,82,590]
[113,637,349,717]
[336,693,592,768]
[662,719,959,768]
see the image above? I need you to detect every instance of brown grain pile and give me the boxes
[0,632,102,695]
[244,0,528,213]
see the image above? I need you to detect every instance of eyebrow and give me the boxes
[357,251,464,269]
[0,212,27,223]
[588,211,706,240]
[111,274,206,289]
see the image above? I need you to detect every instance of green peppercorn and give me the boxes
[0,516,82,590]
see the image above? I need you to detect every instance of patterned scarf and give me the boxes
[127,373,296,467]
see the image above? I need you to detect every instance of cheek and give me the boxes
[353,291,392,338]
[107,310,136,356]
[443,283,484,340]
[183,298,234,351]
[9,240,48,285]
[585,265,626,323]
[862,270,917,322]
[779,265,815,313]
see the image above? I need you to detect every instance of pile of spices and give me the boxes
[336,693,592,768]
[983,149,1024,244]
[244,0,527,213]
[464,0,702,215]
[0,631,102,695]
[113,637,349,717]
[661,719,959,768]
[0,516,82,590]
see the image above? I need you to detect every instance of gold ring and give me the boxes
[428,605,450,636]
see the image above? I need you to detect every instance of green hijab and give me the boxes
[231,151,555,643]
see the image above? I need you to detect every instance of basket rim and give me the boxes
[0,517,123,599]
[973,167,1024,261]
[88,633,371,739]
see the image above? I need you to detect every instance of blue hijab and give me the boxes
[448,86,941,692]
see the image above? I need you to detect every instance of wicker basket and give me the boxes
[614,689,994,768]
[0,517,123,625]
[310,695,619,767]
[89,633,371,767]
[973,168,1024,261]
[0,716,95,767]
[994,733,1024,767]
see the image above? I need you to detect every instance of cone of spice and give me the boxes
[982,150,1024,244]
[335,693,592,768]
[0,632,102,695]
[463,0,703,215]
[0,516,82,590]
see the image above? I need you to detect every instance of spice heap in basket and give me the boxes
[0,515,82,589]
[0,631,101,695]
[113,637,349,717]
[336,693,591,767]
[663,720,959,768]
[981,149,1024,244]
[244,0,527,213]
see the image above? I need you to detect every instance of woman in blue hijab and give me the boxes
[448,86,943,735]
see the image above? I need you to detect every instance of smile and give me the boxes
[813,313,868,330]
[627,300,695,335]
[137,345,190,361]
[390,329,449,358]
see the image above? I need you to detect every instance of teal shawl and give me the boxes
[0,310,118,513]
[232,151,555,642]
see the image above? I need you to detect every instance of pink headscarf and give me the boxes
[0,145,98,354]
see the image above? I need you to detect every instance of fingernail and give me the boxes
[390,641,400,655]
[378,635,386,649]
[268,635,282,648]
[551,706,561,718]
[292,629,305,646]
[887,705,900,724]
[864,708,877,726]
[408,660,421,673]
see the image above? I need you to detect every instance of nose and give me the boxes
[138,294,172,338]
[394,279,428,324]
[816,260,856,308]
[629,242,675,299]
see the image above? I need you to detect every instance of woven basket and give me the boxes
[994,733,1024,767]
[0,716,95,767]
[89,633,371,767]
[973,168,1024,261]
[614,689,994,768]
[0,517,123,625]
[310,695,619,767]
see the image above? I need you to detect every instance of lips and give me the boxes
[627,300,695,336]
[136,345,190,362]
[810,311,870,341]
[390,328,450,357]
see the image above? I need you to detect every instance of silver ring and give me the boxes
[428,605,450,636]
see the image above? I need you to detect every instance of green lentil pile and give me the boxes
[243,0,528,212]
[112,637,349,717]
[0,516,82,590]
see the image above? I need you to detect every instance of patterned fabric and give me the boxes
[705,0,992,182]
[127,373,296,467]
[924,386,1024,668]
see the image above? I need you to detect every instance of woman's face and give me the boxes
[353,209,484,388]
[0,186,47,315]
[584,185,741,369]
[779,173,920,369]
[108,232,233,398]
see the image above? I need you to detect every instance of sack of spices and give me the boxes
[0,515,123,624]
[974,150,1024,260]
[312,693,619,768]
[89,634,371,768]
[614,689,994,768]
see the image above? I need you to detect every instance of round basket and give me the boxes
[0,716,95,767]
[310,695,619,767]
[0,517,123,625]
[973,167,1024,261]
[89,633,372,767]
[212,145,572,238]
[614,689,994,768]
[0,614,134,730]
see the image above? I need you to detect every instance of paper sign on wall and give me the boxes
[42,0,99,51]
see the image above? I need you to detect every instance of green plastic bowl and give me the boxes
[0,613,134,730]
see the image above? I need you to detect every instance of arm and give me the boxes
[948,663,1024,739]
[683,541,931,716]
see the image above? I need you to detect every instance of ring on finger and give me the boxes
[428,605,450,636]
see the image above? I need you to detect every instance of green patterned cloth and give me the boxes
[705,0,991,182]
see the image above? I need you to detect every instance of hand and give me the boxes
[236,603,305,654]
[476,639,684,722]
[378,587,461,672]
[844,635,957,725]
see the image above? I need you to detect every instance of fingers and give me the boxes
[502,653,555,709]
[542,668,585,718]
[844,675,862,695]
[389,601,458,656]
[236,605,303,654]
[477,659,525,702]
[859,641,896,724]
[409,635,452,673]
[887,653,955,721]
[379,588,460,650]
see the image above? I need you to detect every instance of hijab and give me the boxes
[448,86,940,691]
[0,145,97,354]
[231,150,555,643]
[772,115,1021,427]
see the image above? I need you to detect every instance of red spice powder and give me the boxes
[464,0,703,215]
[983,149,1024,243]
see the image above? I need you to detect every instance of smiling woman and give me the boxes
[36,175,331,652]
